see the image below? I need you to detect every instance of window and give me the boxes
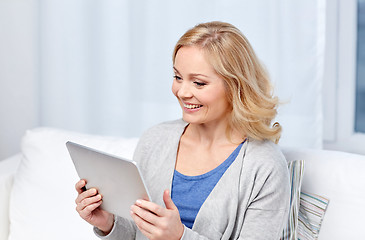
[355,0,365,133]
[324,0,365,155]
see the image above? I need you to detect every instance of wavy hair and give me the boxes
[172,21,281,143]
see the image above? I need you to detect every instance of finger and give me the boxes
[130,209,156,238]
[75,188,97,205]
[78,200,103,219]
[75,188,98,205]
[163,189,177,210]
[131,204,158,225]
[135,199,165,217]
[76,193,102,212]
[75,179,87,194]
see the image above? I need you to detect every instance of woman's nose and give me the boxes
[177,82,193,99]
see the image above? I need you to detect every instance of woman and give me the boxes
[75,21,290,240]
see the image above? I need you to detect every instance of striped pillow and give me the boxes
[297,192,329,239]
[281,160,305,240]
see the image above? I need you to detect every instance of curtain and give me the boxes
[38,0,326,148]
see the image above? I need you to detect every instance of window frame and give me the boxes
[324,0,365,154]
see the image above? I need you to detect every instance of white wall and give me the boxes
[0,0,39,159]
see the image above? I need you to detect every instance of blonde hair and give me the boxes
[173,21,281,143]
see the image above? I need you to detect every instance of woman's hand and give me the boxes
[130,189,184,240]
[75,179,114,235]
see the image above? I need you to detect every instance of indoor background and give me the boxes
[0,0,364,160]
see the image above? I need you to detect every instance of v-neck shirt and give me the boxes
[171,141,245,229]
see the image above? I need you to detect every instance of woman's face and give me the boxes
[172,46,230,126]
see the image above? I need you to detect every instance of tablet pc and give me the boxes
[66,141,151,220]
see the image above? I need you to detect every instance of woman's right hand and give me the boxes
[75,179,114,235]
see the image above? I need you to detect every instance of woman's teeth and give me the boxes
[184,103,202,109]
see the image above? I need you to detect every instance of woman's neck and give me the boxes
[183,121,244,148]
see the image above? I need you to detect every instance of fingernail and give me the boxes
[136,199,142,205]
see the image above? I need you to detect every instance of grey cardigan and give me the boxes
[95,119,290,239]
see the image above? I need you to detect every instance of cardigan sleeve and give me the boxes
[94,215,137,240]
[238,175,290,238]
[237,140,291,239]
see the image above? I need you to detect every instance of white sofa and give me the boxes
[0,127,365,240]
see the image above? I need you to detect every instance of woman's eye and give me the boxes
[194,81,206,87]
[174,75,182,81]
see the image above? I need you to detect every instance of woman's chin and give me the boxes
[182,115,198,124]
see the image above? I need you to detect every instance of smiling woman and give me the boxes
[74,21,290,240]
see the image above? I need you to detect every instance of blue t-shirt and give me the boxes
[171,141,244,229]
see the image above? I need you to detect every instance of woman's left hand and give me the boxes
[130,189,184,240]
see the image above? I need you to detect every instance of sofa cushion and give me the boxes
[8,127,138,240]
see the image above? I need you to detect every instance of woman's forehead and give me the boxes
[174,47,214,73]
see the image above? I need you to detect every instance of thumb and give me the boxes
[163,189,177,210]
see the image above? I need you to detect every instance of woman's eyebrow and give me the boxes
[173,67,180,74]
[173,66,181,75]
[190,73,208,78]
[173,67,208,78]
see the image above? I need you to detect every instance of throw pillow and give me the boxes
[281,160,305,240]
[297,192,330,240]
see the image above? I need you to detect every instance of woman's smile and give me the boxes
[182,102,203,110]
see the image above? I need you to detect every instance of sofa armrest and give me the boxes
[0,154,22,240]
[0,153,22,175]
